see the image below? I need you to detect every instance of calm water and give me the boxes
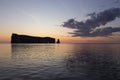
[0,44,120,80]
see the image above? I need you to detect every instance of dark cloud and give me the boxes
[62,8,120,37]
[114,0,120,3]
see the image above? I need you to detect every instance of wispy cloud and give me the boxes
[62,8,120,37]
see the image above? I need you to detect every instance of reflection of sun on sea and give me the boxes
[0,44,11,59]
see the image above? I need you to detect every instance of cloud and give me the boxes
[114,0,120,3]
[62,8,120,37]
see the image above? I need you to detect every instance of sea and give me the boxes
[0,43,120,80]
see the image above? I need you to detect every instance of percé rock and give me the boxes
[11,33,55,43]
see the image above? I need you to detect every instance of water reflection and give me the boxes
[7,44,120,80]
[0,44,11,59]
[65,44,120,80]
[11,44,56,60]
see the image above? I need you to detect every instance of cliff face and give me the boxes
[11,33,55,43]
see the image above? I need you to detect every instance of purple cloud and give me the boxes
[62,8,120,37]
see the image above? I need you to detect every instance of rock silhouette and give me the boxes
[56,39,60,43]
[11,33,55,43]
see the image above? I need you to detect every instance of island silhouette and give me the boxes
[11,33,60,44]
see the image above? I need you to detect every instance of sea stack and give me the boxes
[56,39,60,44]
[11,33,55,43]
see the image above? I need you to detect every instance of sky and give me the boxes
[0,0,120,43]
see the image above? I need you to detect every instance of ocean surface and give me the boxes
[0,43,120,80]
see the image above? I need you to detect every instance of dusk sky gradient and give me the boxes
[0,0,120,43]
